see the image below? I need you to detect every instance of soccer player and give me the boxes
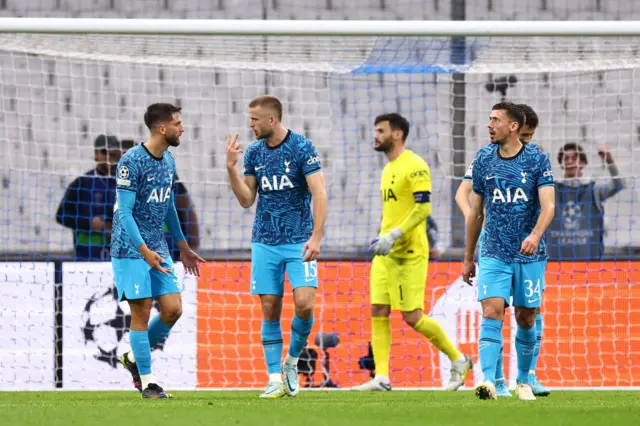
[462,102,555,401]
[455,104,550,397]
[352,113,472,392]
[225,96,328,398]
[112,103,204,399]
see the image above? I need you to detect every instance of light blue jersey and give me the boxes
[110,144,183,301]
[471,143,553,308]
[243,130,321,295]
[244,130,321,246]
[471,143,554,264]
[111,145,177,260]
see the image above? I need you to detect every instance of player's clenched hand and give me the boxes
[461,260,476,286]
[226,132,242,168]
[520,234,540,256]
[181,249,205,276]
[302,236,321,262]
[142,249,171,275]
[369,228,403,256]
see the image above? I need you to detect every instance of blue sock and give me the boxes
[479,318,503,385]
[530,313,543,379]
[129,330,152,375]
[261,320,283,375]
[495,346,505,381]
[516,325,537,384]
[148,315,173,348]
[289,315,314,358]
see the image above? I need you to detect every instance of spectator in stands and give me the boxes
[121,138,136,151]
[119,139,201,260]
[55,134,122,260]
[547,143,625,260]
[426,216,442,260]
[167,172,200,261]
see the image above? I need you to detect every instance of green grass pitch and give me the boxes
[1,391,639,426]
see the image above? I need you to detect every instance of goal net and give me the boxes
[1,25,639,390]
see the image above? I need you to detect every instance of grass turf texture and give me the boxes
[1,391,638,426]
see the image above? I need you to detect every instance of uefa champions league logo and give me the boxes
[81,287,166,368]
[562,201,582,230]
[118,166,129,180]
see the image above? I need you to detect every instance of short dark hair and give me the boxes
[248,96,283,122]
[558,142,588,165]
[374,113,410,141]
[517,104,539,129]
[144,103,181,130]
[492,102,525,132]
[121,139,136,150]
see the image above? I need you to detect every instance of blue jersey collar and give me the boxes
[265,129,291,150]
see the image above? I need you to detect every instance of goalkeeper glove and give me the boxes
[369,228,403,256]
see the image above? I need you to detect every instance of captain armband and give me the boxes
[413,191,431,203]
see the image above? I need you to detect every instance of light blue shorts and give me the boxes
[111,257,180,301]
[477,257,546,308]
[250,243,318,296]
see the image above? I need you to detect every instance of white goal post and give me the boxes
[1,18,640,35]
[1,18,639,391]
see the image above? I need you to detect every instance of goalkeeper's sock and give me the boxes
[479,317,503,385]
[287,314,314,361]
[371,316,391,378]
[495,346,505,381]
[515,325,536,384]
[129,330,152,376]
[529,313,543,377]
[413,315,463,362]
[148,315,173,349]
[261,320,283,379]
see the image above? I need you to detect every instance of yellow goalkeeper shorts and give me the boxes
[370,255,428,312]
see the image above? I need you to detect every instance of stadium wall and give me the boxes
[2,261,638,390]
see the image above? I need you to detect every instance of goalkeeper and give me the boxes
[352,113,472,392]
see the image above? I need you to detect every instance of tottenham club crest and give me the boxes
[118,166,129,180]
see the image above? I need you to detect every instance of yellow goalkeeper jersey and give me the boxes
[379,149,432,259]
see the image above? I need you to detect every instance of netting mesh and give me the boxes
[0,0,639,391]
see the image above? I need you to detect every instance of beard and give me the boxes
[374,138,393,152]
[490,135,507,145]
[255,127,273,140]
[166,134,180,147]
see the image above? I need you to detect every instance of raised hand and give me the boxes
[226,132,242,168]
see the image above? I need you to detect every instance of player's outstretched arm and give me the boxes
[225,133,257,208]
[165,191,204,276]
[462,192,484,285]
[520,186,555,256]
[455,180,473,219]
[302,171,327,262]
